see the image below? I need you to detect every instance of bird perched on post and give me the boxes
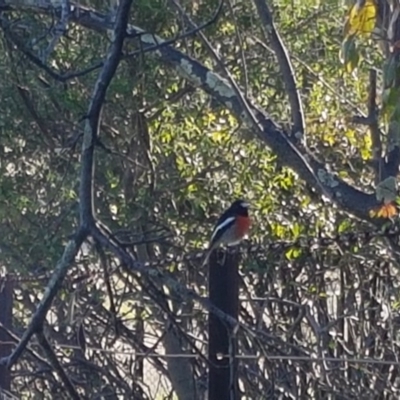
[202,199,251,266]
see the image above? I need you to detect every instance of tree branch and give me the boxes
[40,0,70,61]
[1,0,381,221]
[367,69,382,183]
[0,0,134,372]
[380,7,400,179]
[350,69,382,184]
[252,0,305,139]
[36,331,81,400]
[79,0,133,228]
[0,231,86,369]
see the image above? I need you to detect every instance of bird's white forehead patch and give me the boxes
[240,202,250,208]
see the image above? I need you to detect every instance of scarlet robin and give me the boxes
[202,199,251,266]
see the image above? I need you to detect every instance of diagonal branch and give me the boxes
[1,232,86,369]
[0,322,51,367]
[36,330,81,400]
[252,0,305,138]
[63,2,377,218]
[95,240,120,336]
[15,85,56,149]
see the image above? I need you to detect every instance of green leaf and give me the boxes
[340,36,360,73]
[285,247,302,260]
[383,56,398,88]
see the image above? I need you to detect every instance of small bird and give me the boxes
[202,199,251,266]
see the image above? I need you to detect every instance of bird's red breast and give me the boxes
[235,215,251,239]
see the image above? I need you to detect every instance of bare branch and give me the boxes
[79,0,133,227]
[36,331,81,400]
[350,115,376,125]
[41,0,70,61]
[367,69,383,183]
[381,6,400,179]
[0,322,50,367]
[91,224,311,358]
[15,85,56,149]
[252,36,366,117]
[350,69,382,183]
[252,0,305,138]
[96,241,120,336]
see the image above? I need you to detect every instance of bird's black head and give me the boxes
[230,199,250,216]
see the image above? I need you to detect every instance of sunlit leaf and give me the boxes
[345,0,377,37]
[285,247,302,260]
[392,300,400,311]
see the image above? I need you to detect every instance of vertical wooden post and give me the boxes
[135,305,144,379]
[0,275,14,391]
[208,250,239,400]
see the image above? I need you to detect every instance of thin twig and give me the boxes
[226,0,249,97]
[0,322,51,367]
[95,241,120,336]
[91,224,312,358]
[252,35,366,118]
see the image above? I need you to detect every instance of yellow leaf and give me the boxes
[347,0,377,37]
